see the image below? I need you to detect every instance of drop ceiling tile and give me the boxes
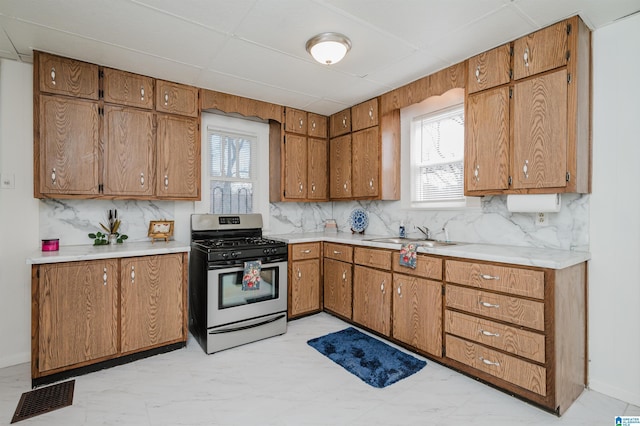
[363,50,449,90]
[0,24,18,60]
[512,0,640,28]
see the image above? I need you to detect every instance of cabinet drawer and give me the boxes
[351,98,378,132]
[446,335,546,396]
[324,243,352,262]
[103,68,154,109]
[445,310,545,363]
[354,247,391,270]
[330,108,351,137]
[155,80,199,117]
[393,253,442,280]
[445,260,544,299]
[285,108,308,135]
[308,113,327,138]
[446,285,544,331]
[38,52,99,100]
[290,242,321,260]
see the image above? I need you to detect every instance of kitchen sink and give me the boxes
[364,237,459,247]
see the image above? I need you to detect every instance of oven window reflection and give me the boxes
[219,266,279,309]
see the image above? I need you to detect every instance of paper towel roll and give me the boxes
[506,194,561,213]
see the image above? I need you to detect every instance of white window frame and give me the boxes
[196,112,271,230]
[400,88,480,210]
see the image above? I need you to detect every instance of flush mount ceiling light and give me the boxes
[305,32,352,65]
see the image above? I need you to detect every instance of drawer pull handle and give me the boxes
[479,273,500,280]
[140,86,145,100]
[479,357,500,367]
[342,271,346,280]
[479,301,500,309]
[301,249,312,254]
[480,329,500,337]
[380,280,385,293]
[333,250,342,255]
[297,268,302,279]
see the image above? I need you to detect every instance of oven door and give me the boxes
[207,260,288,328]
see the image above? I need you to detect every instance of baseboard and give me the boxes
[589,379,640,407]
[0,351,30,369]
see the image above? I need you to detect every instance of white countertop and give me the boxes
[266,232,590,270]
[26,240,191,265]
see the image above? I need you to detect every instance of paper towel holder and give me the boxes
[506,194,561,213]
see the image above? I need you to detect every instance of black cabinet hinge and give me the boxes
[509,88,513,99]
[566,51,571,62]
[98,89,104,99]
[508,176,513,186]
[510,46,514,56]
[509,69,513,79]
[567,73,572,84]
[441,286,445,296]
[567,23,572,35]
[566,172,571,182]
[442,345,446,357]
[98,184,104,193]
[283,190,286,197]
[98,70,104,79]
[98,107,104,116]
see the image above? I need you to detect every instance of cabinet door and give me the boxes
[392,273,442,356]
[330,108,351,137]
[308,113,327,138]
[155,80,199,117]
[284,134,307,199]
[103,68,154,109]
[323,258,352,319]
[329,134,352,198]
[352,127,379,197]
[351,98,379,132]
[512,70,567,189]
[285,108,307,135]
[121,254,185,353]
[156,115,200,198]
[37,260,118,372]
[467,44,511,94]
[308,137,328,200]
[513,19,569,80]
[465,87,510,193]
[353,265,391,336]
[289,259,321,317]
[39,95,100,195]
[103,106,155,196]
[38,52,99,99]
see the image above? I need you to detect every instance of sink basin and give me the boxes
[364,237,458,247]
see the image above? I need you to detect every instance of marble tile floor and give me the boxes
[0,312,637,426]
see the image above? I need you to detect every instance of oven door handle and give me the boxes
[208,313,286,335]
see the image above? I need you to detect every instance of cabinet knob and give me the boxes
[103,267,108,285]
[50,67,56,85]
[299,182,303,192]
[297,268,302,279]
[342,270,346,281]
[311,121,316,131]
[475,65,481,83]
[343,182,348,191]
[140,172,145,186]
[299,118,304,129]
[164,175,169,189]
[51,168,57,184]
[523,47,530,68]
[380,280,385,293]
[479,357,501,367]
[369,178,374,189]
[164,91,169,106]
[523,160,529,179]
[342,116,347,128]
[311,183,316,193]
[474,164,480,182]
[368,106,374,121]
[140,86,145,101]
[397,283,402,298]
[130,265,135,283]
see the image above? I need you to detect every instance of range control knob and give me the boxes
[221,252,228,259]
[263,248,270,255]
[231,251,239,258]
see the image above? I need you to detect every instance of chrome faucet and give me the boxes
[416,226,431,240]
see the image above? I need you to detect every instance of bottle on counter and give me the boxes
[399,222,406,238]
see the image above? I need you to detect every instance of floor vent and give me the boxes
[11,380,75,423]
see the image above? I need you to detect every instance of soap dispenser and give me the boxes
[399,222,406,238]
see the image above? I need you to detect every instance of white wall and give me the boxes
[0,59,39,367]
[588,12,640,406]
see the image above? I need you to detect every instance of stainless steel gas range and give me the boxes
[188,214,288,354]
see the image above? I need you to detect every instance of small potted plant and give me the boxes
[88,209,128,245]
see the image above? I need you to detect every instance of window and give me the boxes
[411,104,464,204]
[207,130,255,214]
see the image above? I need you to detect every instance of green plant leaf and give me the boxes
[88,233,96,238]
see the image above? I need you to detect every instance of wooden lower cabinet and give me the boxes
[32,253,188,384]
[323,258,352,319]
[288,243,322,318]
[352,265,392,336]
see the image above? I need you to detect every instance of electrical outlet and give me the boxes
[0,173,15,189]
[536,212,546,226]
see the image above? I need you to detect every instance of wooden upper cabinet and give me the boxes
[156,115,200,199]
[513,19,569,80]
[284,108,307,135]
[308,137,328,200]
[155,80,199,117]
[39,95,100,196]
[308,113,327,138]
[102,106,155,196]
[284,134,308,199]
[37,52,99,100]
[467,44,511,94]
[103,68,154,109]
[465,87,510,193]
[120,254,185,354]
[351,127,380,198]
[512,70,568,190]
[329,134,352,198]
[351,98,379,132]
[330,108,351,137]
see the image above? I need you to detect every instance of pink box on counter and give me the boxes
[41,239,59,251]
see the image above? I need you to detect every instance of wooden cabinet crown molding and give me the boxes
[201,88,283,123]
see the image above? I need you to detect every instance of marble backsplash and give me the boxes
[39,193,588,251]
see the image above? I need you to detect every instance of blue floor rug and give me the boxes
[307,327,426,388]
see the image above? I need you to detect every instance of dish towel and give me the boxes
[242,260,261,291]
[399,243,417,269]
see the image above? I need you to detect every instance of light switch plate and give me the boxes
[0,173,15,189]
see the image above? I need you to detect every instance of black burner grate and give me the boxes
[11,380,75,423]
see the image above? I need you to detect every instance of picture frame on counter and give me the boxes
[148,220,174,243]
